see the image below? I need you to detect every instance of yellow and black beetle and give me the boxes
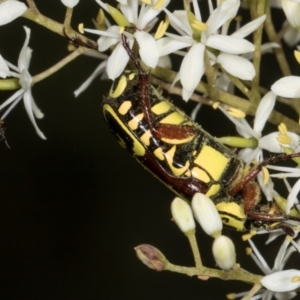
[65,27,300,234]
[101,33,300,234]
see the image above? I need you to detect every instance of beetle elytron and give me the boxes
[101,31,300,234]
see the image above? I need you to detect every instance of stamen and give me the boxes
[277,123,292,144]
[153,0,165,9]
[294,50,300,64]
[78,23,84,34]
[192,20,208,31]
[262,166,269,185]
[212,102,220,109]
[227,107,246,118]
[154,15,169,40]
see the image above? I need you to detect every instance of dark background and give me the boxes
[0,1,299,299]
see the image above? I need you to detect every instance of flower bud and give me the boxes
[61,0,79,8]
[261,269,300,292]
[135,244,167,271]
[212,235,236,270]
[191,193,222,237]
[282,0,300,30]
[171,197,195,234]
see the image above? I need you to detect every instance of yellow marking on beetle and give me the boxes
[191,167,210,183]
[128,112,144,130]
[118,101,132,115]
[164,145,190,176]
[109,75,127,98]
[161,135,195,145]
[216,202,246,231]
[159,111,185,125]
[194,145,229,180]
[185,170,191,177]
[205,184,220,198]
[140,130,152,146]
[153,147,164,160]
[151,101,171,115]
[103,104,145,156]
[128,73,135,80]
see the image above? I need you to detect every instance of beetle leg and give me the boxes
[229,152,300,195]
[121,34,198,140]
[63,28,98,50]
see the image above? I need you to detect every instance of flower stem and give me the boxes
[186,232,202,268]
[32,48,85,85]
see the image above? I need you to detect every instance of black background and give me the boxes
[0,1,299,299]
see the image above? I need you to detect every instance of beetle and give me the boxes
[64,27,300,233]
[101,32,300,233]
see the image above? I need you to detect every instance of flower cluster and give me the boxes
[1,0,300,298]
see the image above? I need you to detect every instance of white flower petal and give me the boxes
[74,60,107,97]
[137,0,170,30]
[23,89,46,139]
[18,26,32,71]
[97,26,121,52]
[206,0,239,35]
[274,291,297,300]
[0,88,24,112]
[0,1,27,26]
[134,31,159,68]
[31,94,44,119]
[286,178,300,214]
[282,0,300,29]
[19,68,32,91]
[120,0,138,25]
[271,76,300,98]
[232,15,266,38]
[259,132,282,152]
[157,55,172,69]
[257,172,274,201]
[191,193,222,237]
[259,131,300,153]
[253,91,276,133]
[171,197,195,233]
[0,54,10,78]
[180,43,205,101]
[206,35,255,54]
[212,235,236,270]
[283,26,300,47]
[61,0,79,8]
[261,269,300,292]
[106,41,131,80]
[156,37,190,56]
[164,9,192,36]
[217,53,255,80]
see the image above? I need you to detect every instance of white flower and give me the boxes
[191,193,222,237]
[0,1,27,26]
[171,197,195,234]
[271,76,300,98]
[212,235,236,270]
[246,237,299,298]
[84,0,169,79]
[0,26,46,139]
[281,0,300,29]
[261,269,300,293]
[161,0,265,100]
[220,92,278,200]
[61,0,79,8]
